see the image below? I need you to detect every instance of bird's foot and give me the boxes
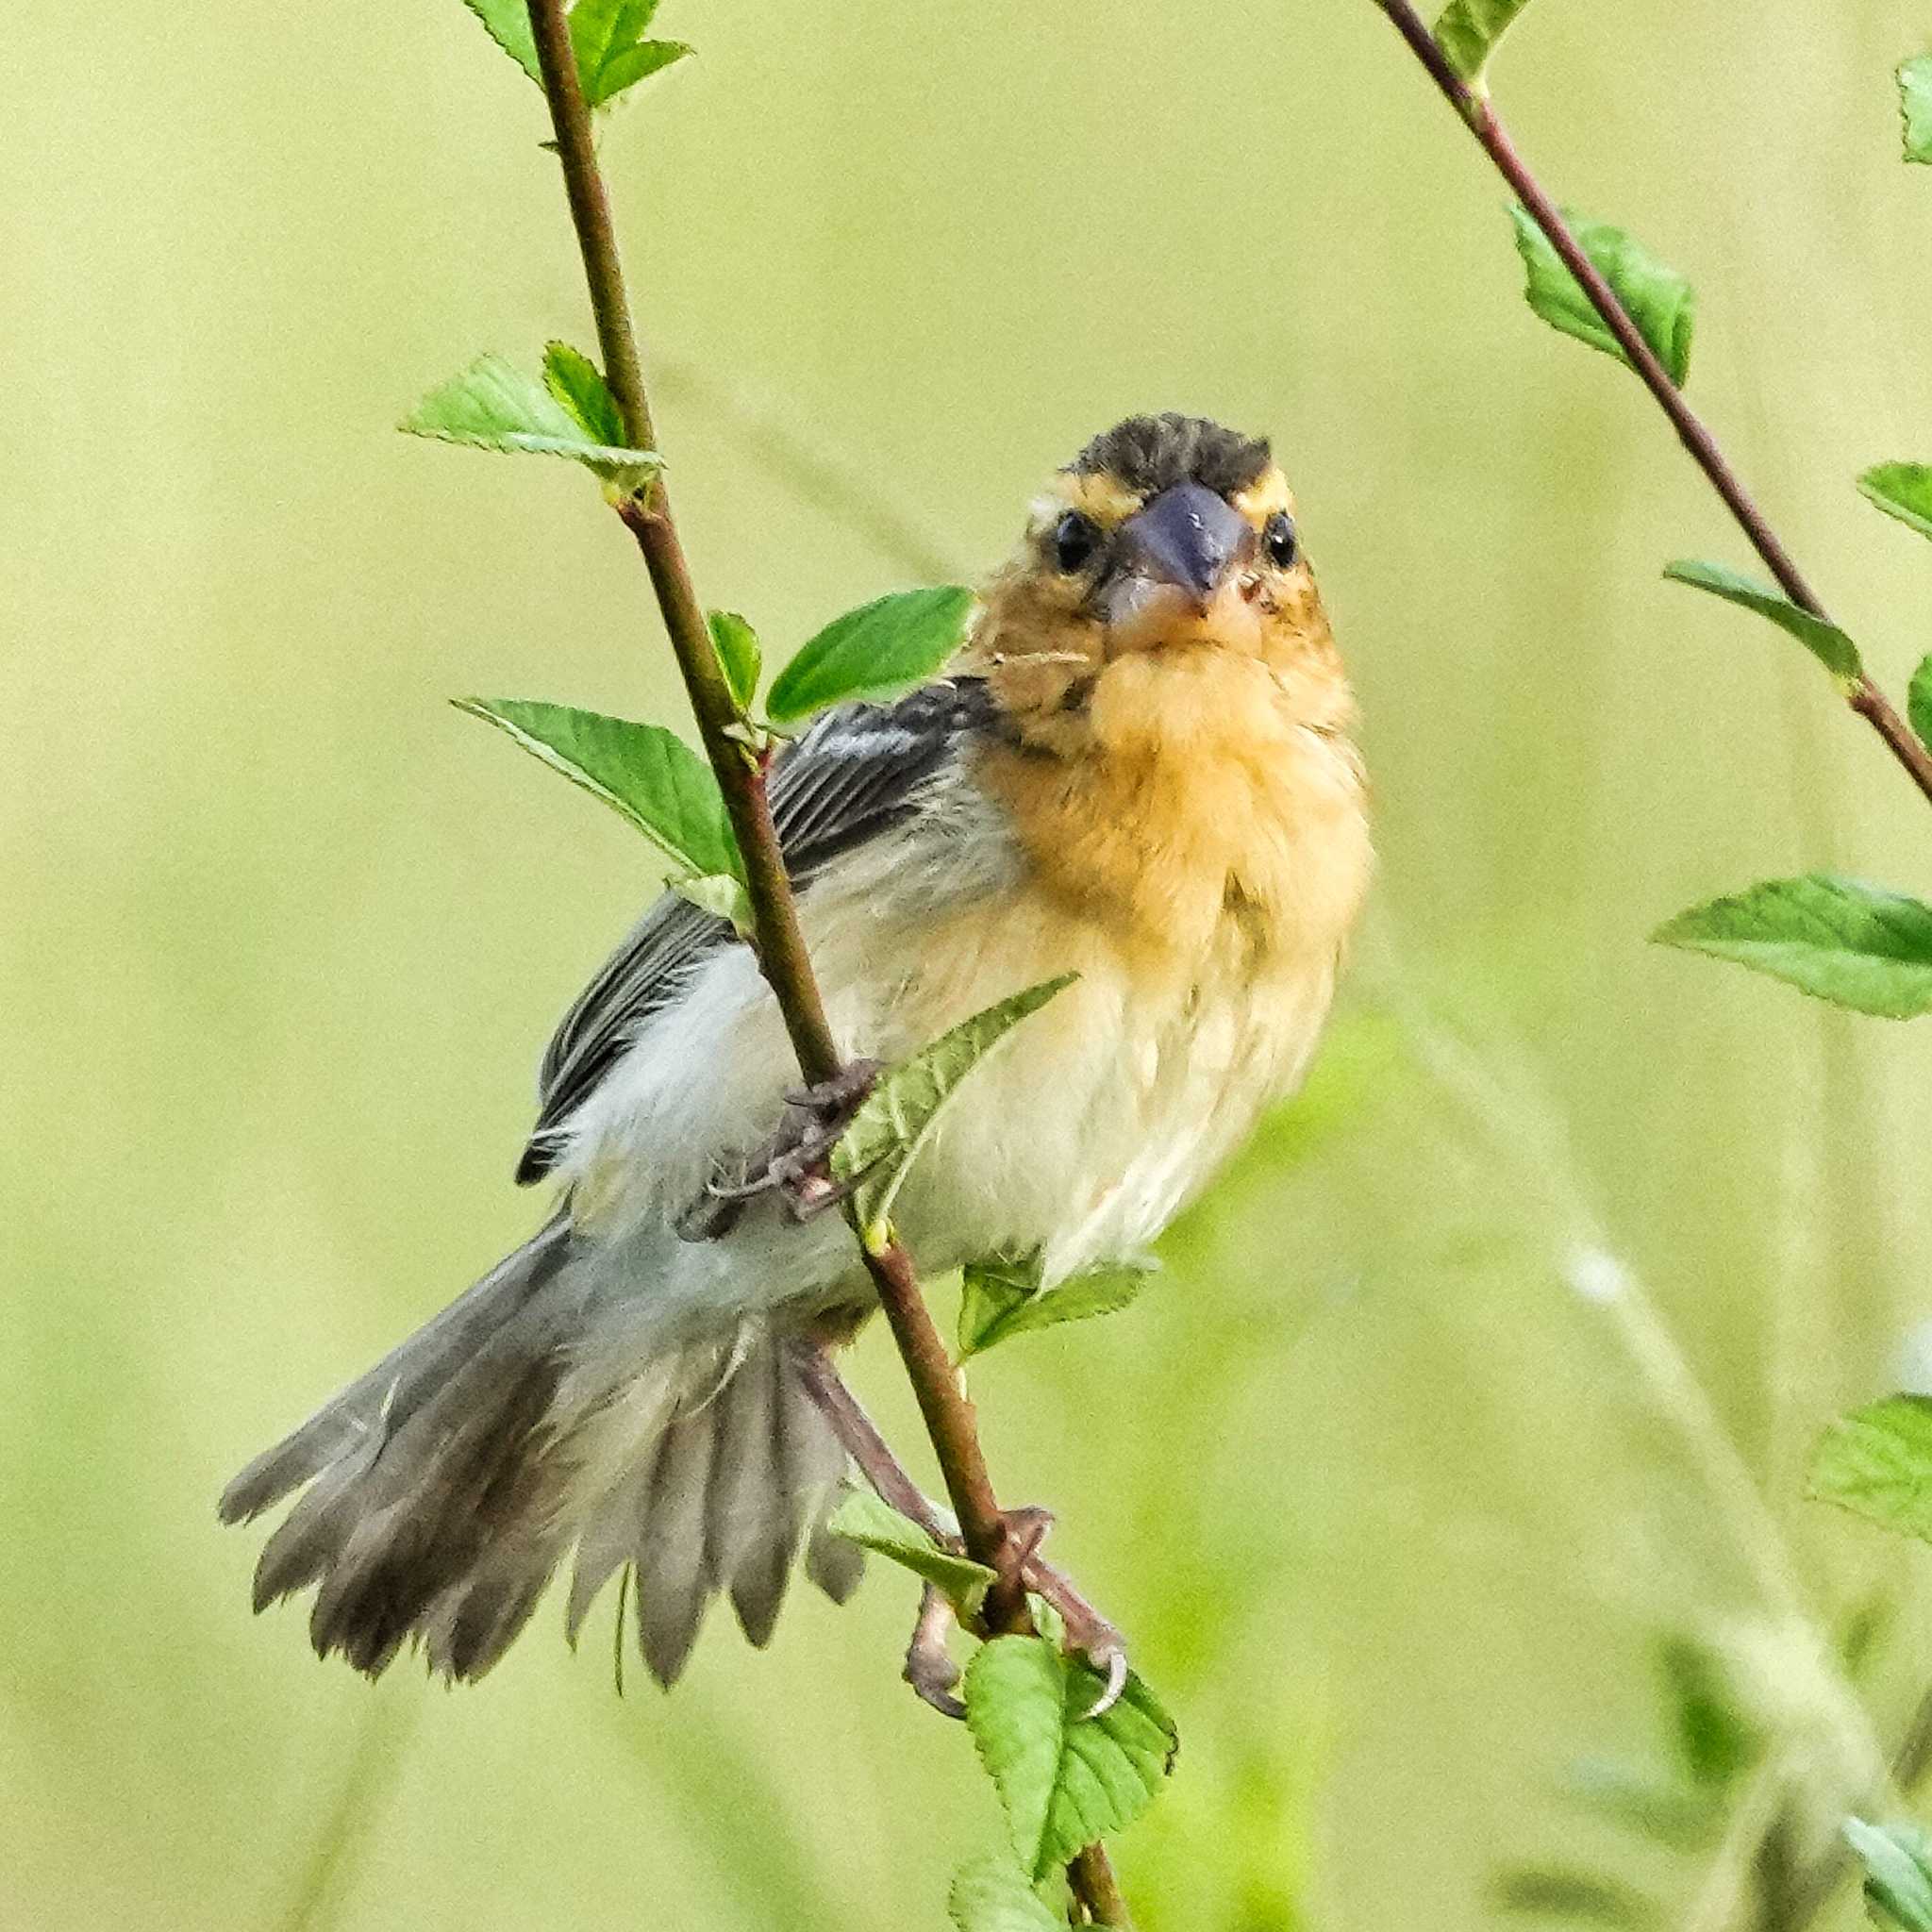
[903,1584,966,1719]
[675,1059,882,1240]
[790,1346,1133,1724]
[1013,1519,1129,1720]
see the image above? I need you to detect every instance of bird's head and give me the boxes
[969,413,1349,756]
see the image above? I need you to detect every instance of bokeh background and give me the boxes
[8,2,1932,1926]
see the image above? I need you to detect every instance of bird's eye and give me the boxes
[1053,510,1102,573]
[1263,511,1298,569]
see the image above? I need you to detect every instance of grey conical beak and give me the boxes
[1109,479,1251,606]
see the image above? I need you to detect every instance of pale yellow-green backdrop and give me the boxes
[8,3,1932,1927]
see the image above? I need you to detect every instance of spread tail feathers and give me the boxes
[219,1224,863,1685]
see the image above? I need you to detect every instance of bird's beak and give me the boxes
[1097,480,1256,652]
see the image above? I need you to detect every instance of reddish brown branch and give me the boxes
[1371,0,1932,810]
[522,2,1128,1917]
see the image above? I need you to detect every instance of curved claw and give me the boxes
[783,1058,883,1117]
[904,1584,968,1721]
[1081,1646,1130,1721]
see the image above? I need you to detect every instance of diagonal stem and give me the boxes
[521,5,1128,1919]
[1370,0,1932,810]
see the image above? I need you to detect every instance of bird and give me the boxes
[219,411,1373,1689]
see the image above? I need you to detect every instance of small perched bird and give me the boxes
[222,413,1373,1686]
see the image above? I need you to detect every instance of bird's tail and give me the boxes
[218,1221,863,1685]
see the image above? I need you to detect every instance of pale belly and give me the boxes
[552,880,1339,1335]
[874,889,1342,1282]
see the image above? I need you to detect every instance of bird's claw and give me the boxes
[783,1060,884,1120]
[675,1059,883,1240]
[1079,1643,1130,1721]
[998,1508,1130,1719]
[903,1584,967,1720]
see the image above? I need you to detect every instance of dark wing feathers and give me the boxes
[516,677,996,1184]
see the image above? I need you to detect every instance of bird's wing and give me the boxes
[516,675,998,1184]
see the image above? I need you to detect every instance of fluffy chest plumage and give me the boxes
[560,648,1368,1301]
[803,653,1371,1278]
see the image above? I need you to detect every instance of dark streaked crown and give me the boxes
[1067,413,1272,500]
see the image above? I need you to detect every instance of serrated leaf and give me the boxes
[947,1855,1065,1932]
[456,699,742,884]
[765,586,976,724]
[1860,464,1932,543]
[825,1486,997,1615]
[963,1637,1178,1881]
[459,0,541,83]
[542,341,629,450]
[1901,57,1932,165]
[1492,1868,1653,1925]
[1846,1818,1932,1930]
[402,355,659,488]
[708,610,761,713]
[586,37,690,106]
[568,0,690,108]
[1662,559,1862,686]
[1810,1395,1932,1542]
[832,974,1076,1249]
[1509,207,1694,388]
[958,1252,1157,1359]
[1652,875,1932,1018]
[670,872,751,931]
[1433,0,1536,91]
[459,0,688,108]
[568,0,652,82]
[958,1253,1044,1357]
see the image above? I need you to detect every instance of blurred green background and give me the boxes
[8,2,1932,1925]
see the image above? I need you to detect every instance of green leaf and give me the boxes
[1860,464,1932,543]
[958,1254,1044,1357]
[1491,1868,1653,1926]
[1652,875,1932,1018]
[669,872,752,931]
[1911,658,1932,755]
[458,0,689,108]
[1432,0,1536,91]
[1657,1639,1759,1790]
[402,355,659,488]
[1810,1395,1932,1542]
[708,610,762,713]
[1900,57,1932,165]
[541,341,629,450]
[568,0,691,108]
[963,1637,1178,1881]
[1508,207,1694,388]
[824,1487,997,1615]
[459,0,541,83]
[1846,1818,1932,1930]
[1661,559,1862,686]
[958,1251,1157,1359]
[455,699,742,884]
[831,974,1076,1249]
[585,35,690,106]
[765,586,976,724]
[947,1855,1066,1932]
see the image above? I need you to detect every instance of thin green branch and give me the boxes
[519,2,1128,1917]
[1369,0,1932,812]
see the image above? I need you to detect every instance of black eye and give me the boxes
[1053,510,1102,573]
[1263,511,1298,569]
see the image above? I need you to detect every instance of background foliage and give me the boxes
[8,1,1932,1926]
